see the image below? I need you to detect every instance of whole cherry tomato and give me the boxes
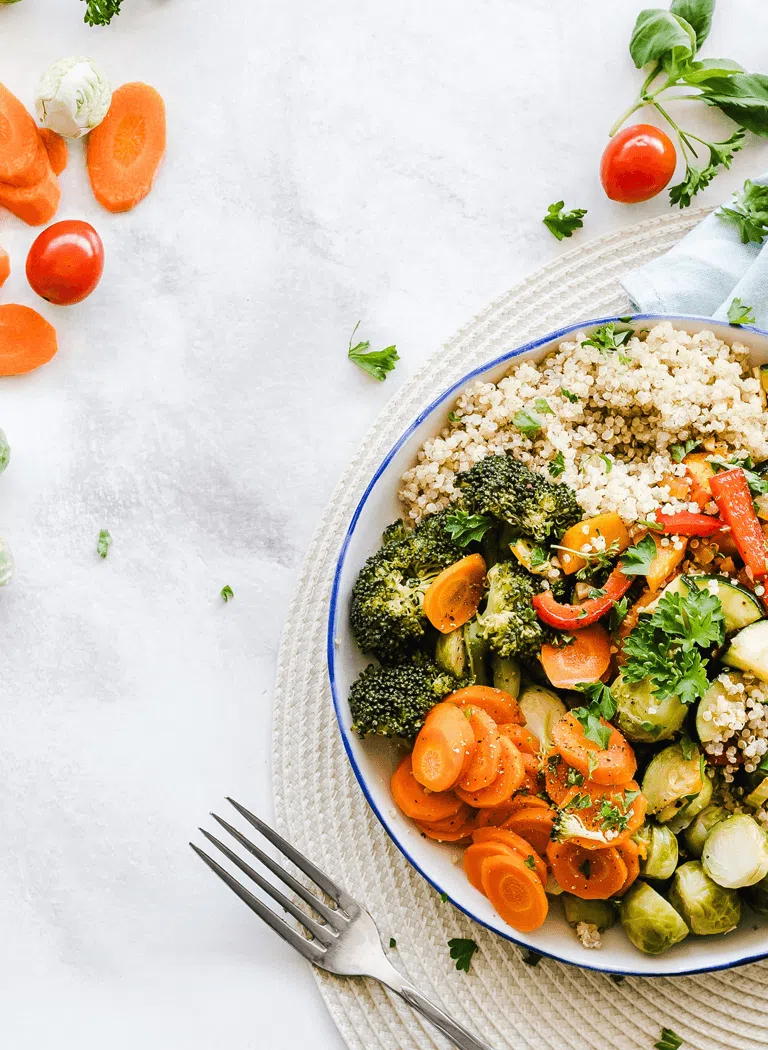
[600,124,677,204]
[26,220,104,305]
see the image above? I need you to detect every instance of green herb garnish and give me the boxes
[670,439,698,463]
[718,180,768,244]
[609,596,630,639]
[443,509,496,546]
[83,0,123,25]
[220,585,234,602]
[534,397,555,416]
[654,1029,683,1050]
[543,201,587,240]
[549,450,566,478]
[448,937,478,973]
[347,322,399,381]
[620,533,658,576]
[513,409,543,439]
[728,297,757,325]
[561,387,580,403]
[572,682,617,749]
[389,937,397,948]
[97,529,111,559]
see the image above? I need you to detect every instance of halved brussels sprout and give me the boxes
[492,654,521,698]
[660,768,713,833]
[620,881,689,955]
[641,743,703,816]
[668,861,741,935]
[435,628,468,677]
[612,673,687,743]
[634,822,679,880]
[702,814,768,888]
[517,683,566,754]
[562,895,616,931]
[464,620,490,685]
[743,871,768,916]
[682,804,728,858]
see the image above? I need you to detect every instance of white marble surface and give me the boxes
[3,1,768,1047]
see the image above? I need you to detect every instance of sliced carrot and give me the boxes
[504,794,550,814]
[0,162,60,226]
[558,512,631,576]
[390,755,464,823]
[473,800,525,829]
[502,805,555,855]
[86,82,166,213]
[423,553,486,633]
[38,128,68,176]
[519,752,544,795]
[411,702,475,792]
[481,853,549,932]
[0,83,48,187]
[447,685,523,725]
[498,723,540,755]
[417,805,477,843]
[416,802,473,833]
[457,707,500,792]
[0,304,57,375]
[615,838,640,896]
[0,247,9,287]
[557,780,646,851]
[541,623,611,689]
[455,736,524,808]
[546,840,628,900]
[472,827,547,886]
[551,712,637,786]
[543,749,572,805]
[463,840,517,893]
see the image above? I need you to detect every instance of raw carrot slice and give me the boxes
[519,751,544,795]
[0,83,48,187]
[541,623,611,689]
[457,707,500,792]
[502,805,555,855]
[556,780,646,851]
[455,736,525,808]
[546,840,627,900]
[86,82,166,213]
[390,755,464,823]
[0,247,9,287]
[0,304,57,374]
[463,840,517,893]
[472,827,547,886]
[499,723,540,755]
[615,838,640,896]
[447,684,523,725]
[0,163,60,226]
[411,702,475,792]
[423,553,486,633]
[38,128,68,176]
[551,712,637,786]
[481,853,549,932]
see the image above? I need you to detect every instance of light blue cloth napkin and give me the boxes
[621,175,768,327]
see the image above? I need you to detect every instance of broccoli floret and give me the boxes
[381,519,409,546]
[457,453,582,543]
[349,658,461,739]
[349,510,464,662]
[504,554,569,603]
[476,561,545,660]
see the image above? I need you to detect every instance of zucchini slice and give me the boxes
[722,620,768,683]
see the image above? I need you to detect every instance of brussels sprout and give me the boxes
[0,428,10,474]
[35,57,112,139]
[517,683,566,753]
[634,822,679,880]
[562,894,616,931]
[660,769,713,833]
[620,881,689,955]
[683,804,728,858]
[491,654,521,698]
[641,743,703,816]
[435,628,468,677]
[464,620,490,685]
[743,871,768,916]
[702,814,768,888]
[668,861,741,935]
[545,873,564,896]
[612,673,687,743]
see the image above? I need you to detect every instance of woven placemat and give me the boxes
[272,209,768,1050]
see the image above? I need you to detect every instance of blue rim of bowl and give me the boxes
[327,312,768,977]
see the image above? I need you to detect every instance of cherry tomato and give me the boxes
[600,124,677,204]
[26,220,104,305]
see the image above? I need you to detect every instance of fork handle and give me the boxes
[390,980,497,1050]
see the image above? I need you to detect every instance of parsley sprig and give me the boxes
[728,297,757,325]
[543,201,587,240]
[347,322,399,381]
[581,323,634,366]
[83,0,123,25]
[448,937,478,973]
[655,1029,683,1050]
[443,509,495,546]
[619,533,658,577]
[572,682,617,749]
[553,538,621,581]
[718,180,768,243]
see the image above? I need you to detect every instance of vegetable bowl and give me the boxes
[328,315,768,976]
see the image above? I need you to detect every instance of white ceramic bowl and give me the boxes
[328,314,768,976]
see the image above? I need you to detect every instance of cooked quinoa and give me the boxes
[400,322,768,523]
[701,671,768,802]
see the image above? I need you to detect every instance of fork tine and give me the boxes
[199,830,337,946]
[226,799,354,909]
[210,813,344,929]
[190,843,324,962]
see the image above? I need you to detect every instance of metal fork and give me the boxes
[191,799,497,1050]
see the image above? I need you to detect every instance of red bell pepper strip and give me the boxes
[532,565,633,630]
[709,467,767,581]
[655,511,724,537]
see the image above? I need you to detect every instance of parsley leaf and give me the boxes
[718,179,768,244]
[549,450,566,478]
[220,584,234,602]
[728,297,757,325]
[598,453,613,474]
[654,1028,683,1050]
[347,322,399,381]
[448,411,462,423]
[513,409,543,439]
[443,509,495,546]
[669,130,745,209]
[530,545,549,568]
[572,682,617,749]
[543,201,587,241]
[554,539,621,581]
[609,596,630,639]
[619,533,658,577]
[534,397,555,416]
[582,323,634,358]
[389,937,397,948]
[566,766,585,787]
[448,937,478,973]
[561,387,579,403]
[637,518,663,532]
[670,438,698,463]
[97,529,112,559]
[524,855,537,870]
[83,0,123,25]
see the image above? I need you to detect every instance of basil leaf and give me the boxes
[661,14,698,79]
[682,58,744,85]
[700,73,768,137]
[629,9,695,70]
[670,0,714,50]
